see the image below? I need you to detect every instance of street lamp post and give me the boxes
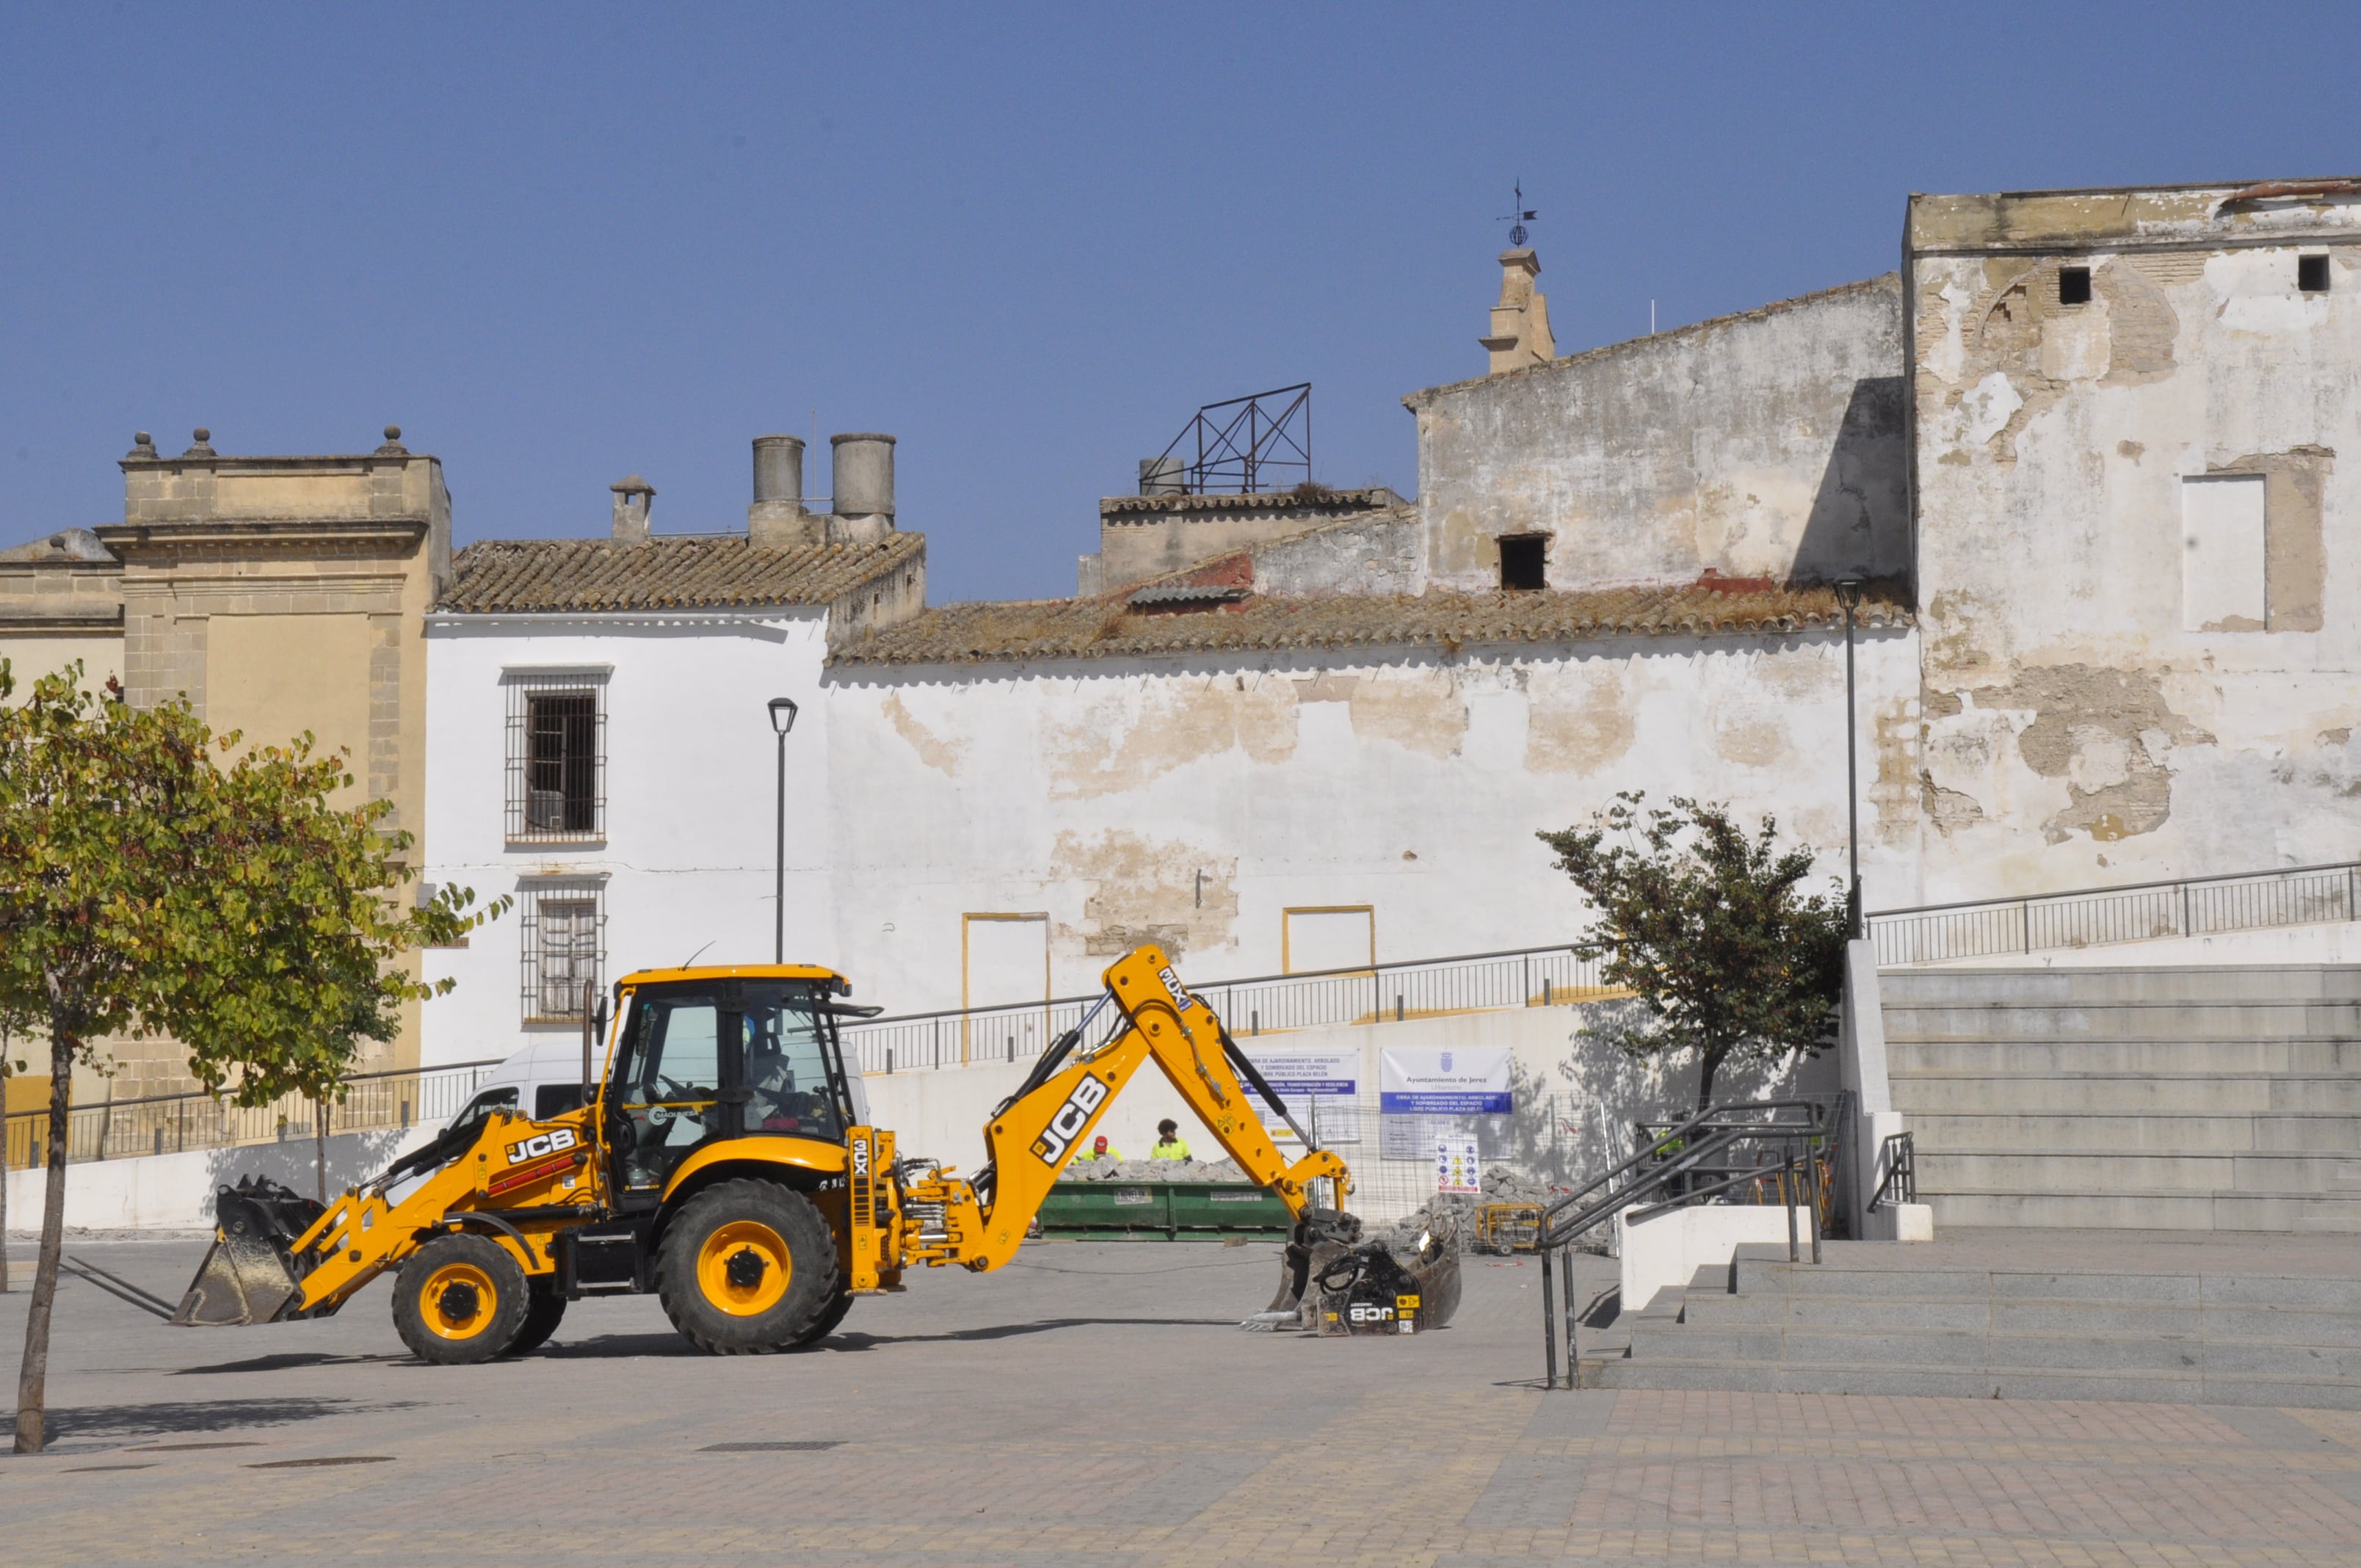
[1833,579,1864,940]
[768,697,799,964]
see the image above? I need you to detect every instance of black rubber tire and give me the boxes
[656,1179,841,1355]
[503,1279,568,1357]
[392,1233,529,1365]
[792,1289,855,1347]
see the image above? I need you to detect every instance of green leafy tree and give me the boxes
[0,661,505,1453]
[1538,793,1846,1114]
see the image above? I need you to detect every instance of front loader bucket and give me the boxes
[170,1177,325,1327]
[1244,1208,1363,1329]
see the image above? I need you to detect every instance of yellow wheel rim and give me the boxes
[697,1219,791,1317]
[421,1262,499,1341]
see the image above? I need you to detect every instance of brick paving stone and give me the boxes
[4,1235,2361,1565]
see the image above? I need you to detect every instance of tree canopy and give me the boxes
[0,660,504,1451]
[1538,792,1846,1113]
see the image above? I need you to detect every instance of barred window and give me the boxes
[521,879,606,1024]
[504,670,607,841]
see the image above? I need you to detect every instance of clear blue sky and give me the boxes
[4,4,2354,600]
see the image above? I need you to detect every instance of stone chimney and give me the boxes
[611,474,654,545]
[1479,248,1555,374]
[1138,455,1186,496]
[828,433,896,546]
[749,435,820,550]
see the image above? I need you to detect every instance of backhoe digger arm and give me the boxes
[919,945,1350,1272]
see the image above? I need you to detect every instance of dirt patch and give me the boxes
[1348,672,1468,759]
[1042,678,1297,799]
[1967,664,2213,843]
[1051,830,1237,961]
[880,692,965,775]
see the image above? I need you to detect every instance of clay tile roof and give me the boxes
[1099,487,1399,518]
[437,534,921,614]
[829,578,1911,668]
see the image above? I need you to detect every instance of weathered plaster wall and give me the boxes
[821,628,1918,1014]
[1910,189,2361,899]
[1093,490,1403,591]
[1407,275,1907,593]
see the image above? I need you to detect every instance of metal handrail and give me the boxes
[1868,859,2361,919]
[841,940,1610,1074]
[1533,1099,1834,1392]
[4,1057,504,1172]
[1868,1130,1916,1213]
[1866,859,2360,965]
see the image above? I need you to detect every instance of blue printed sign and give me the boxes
[1379,1047,1512,1115]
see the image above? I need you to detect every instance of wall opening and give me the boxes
[961,912,1049,1067]
[2057,266,2092,306]
[1283,905,1375,975]
[1498,534,1547,591]
[2180,473,2266,631]
[2299,255,2330,294]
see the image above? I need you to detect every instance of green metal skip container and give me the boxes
[1036,1180,1292,1240]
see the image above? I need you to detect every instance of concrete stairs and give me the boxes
[1595,1244,2361,1407]
[1882,965,2361,1231]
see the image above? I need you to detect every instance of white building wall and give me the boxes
[822,630,1920,1014]
[1913,221,2361,901]
[418,610,843,1067]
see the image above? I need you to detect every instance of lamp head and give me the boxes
[768,696,799,736]
[1833,577,1864,611]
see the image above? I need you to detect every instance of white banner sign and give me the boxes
[1380,1046,1512,1115]
[1238,1047,1360,1144]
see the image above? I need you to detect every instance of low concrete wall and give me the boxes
[1617,1205,1816,1314]
[4,1122,446,1233]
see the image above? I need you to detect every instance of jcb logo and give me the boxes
[505,1126,579,1165]
[1031,1075,1110,1165]
[1157,966,1197,1012]
[1347,1302,1396,1325]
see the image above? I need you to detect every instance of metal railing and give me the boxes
[1866,860,2361,966]
[4,1059,501,1173]
[1868,1130,1916,1213]
[839,942,1610,1076]
[1532,1099,1838,1391]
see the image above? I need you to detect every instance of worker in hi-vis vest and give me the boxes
[1087,1134,1120,1161]
[1150,1119,1192,1161]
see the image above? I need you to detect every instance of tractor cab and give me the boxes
[603,965,868,1209]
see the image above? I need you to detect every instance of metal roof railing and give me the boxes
[839,941,1614,1076]
[1866,860,2360,967]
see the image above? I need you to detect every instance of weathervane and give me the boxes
[1497,179,1537,247]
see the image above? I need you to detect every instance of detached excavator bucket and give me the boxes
[1247,1211,1465,1335]
[171,1177,325,1327]
[1245,1208,1363,1329]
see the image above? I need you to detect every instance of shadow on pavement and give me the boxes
[173,1351,410,1376]
[537,1315,1239,1360]
[0,1396,424,1442]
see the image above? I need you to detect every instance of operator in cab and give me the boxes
[1150,1119,1192,1161]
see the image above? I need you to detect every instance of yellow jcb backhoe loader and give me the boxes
[171,944,1459,1360]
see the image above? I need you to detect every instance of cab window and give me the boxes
[742,982,843,1142]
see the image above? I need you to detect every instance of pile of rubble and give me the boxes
[1059,1155,1247,1183]
[1382,1165,1555,1255]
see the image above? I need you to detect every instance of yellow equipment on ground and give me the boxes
[173,945,1457,1360]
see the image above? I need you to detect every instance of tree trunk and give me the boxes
[1694,1042,1729,1114]
[15,1020,76,1454]
[313,1097,328,1205]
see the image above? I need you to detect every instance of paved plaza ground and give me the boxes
[4,1231,2361,1565]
